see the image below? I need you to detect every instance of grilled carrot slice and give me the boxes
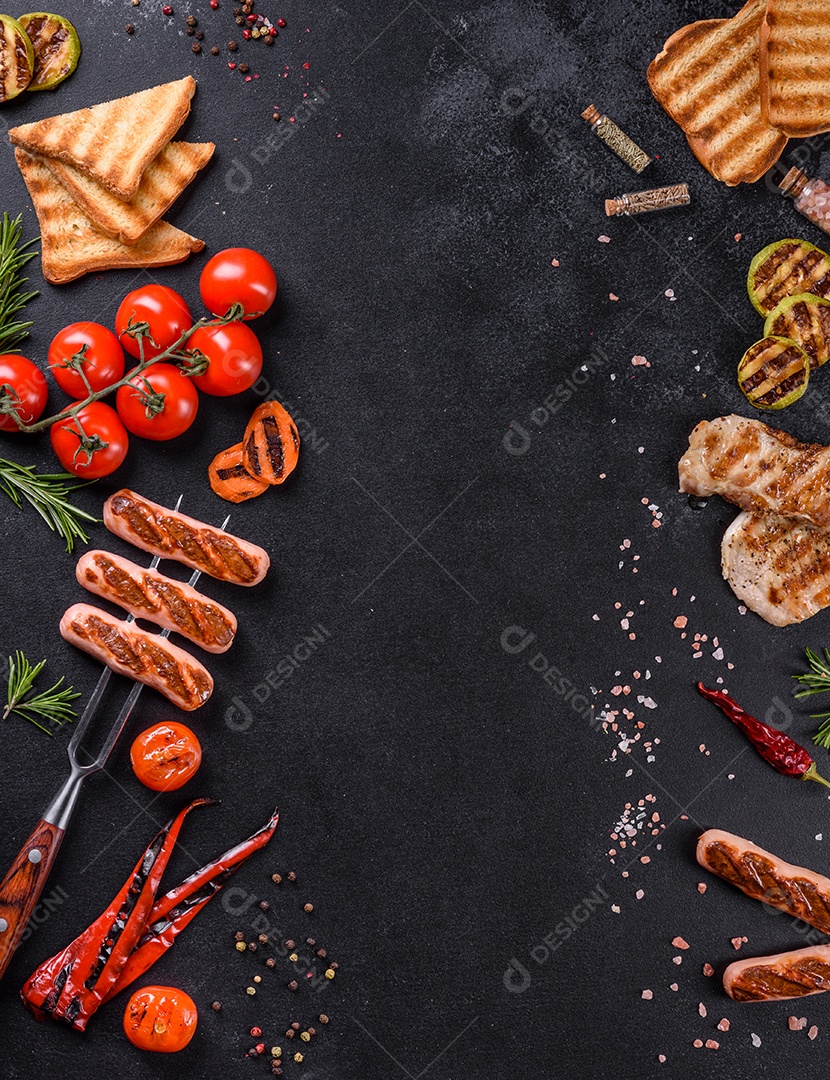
[241,401,300,486]
[208,442,269,503]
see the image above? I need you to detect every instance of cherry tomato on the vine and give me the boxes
[123,986,198,1053]
[116,364,199,441]
[188,322,263,396]
[130,722,202,791]
[48,322,125,399]
[50,401,129,478]
[0,355,47,432]
[200,247,277,320]
[115,285,193,360]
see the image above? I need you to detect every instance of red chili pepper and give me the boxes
[102,806,279,1002]
[697,683,830,789]
[21,798,213,1030]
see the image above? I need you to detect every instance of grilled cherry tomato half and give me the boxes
[50,401,129,478]
[200,247,277,320]
[123,985,198,1052]
[116,285,193,360]
[188,322,263,396]
[0,355,47,432]
[116,363,199,441]
[48,322,125,398]
[130,722,202,792]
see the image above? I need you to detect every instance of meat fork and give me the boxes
[0,501,230,981]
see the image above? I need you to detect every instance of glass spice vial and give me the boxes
[779,167,830,236]
[605,183,690,218]
[581,104,651,174]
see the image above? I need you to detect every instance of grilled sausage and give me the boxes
[724,944,830,1002]
[103,489,269,586]
[697,828,830,934]
[76,551,237,653]
[60,603,213,711]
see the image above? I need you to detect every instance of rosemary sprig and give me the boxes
[3,651,79,735]
[794,647,830,700]
[0,213,38,354]
[0,458,98,553]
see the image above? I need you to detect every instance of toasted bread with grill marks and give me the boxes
[41,141,215,246]
[15,149,204,285]
[648,0,787,185]
[760,0,830,137]
[9,77,195,200]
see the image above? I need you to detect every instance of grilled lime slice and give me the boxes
[0,15,34,101]
[738,336,810,410]
[764,292,830,369]
[748,238,830,316]
[19,13,80,91]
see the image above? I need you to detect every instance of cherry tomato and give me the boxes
[188,322,263,396]
[50,401,129,478]
[200,247,277,320]
[124,986,198,1053]
[116,364,199,441]
[115,285,193,360]
[130,722,202,791]
[48,322,125,398]
[0,355,47,432]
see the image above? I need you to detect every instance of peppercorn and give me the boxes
[192,41,201,52]
[162,4,173,13]
[186,27,194,35]
[272,112,280,121]
[185,14,197,25]
[291,1023,300,1031]
[125,23,135,33]
[284,939,295,949]
[131,0,140,5]
[265,957,276,969]
[212,1001,222,1012]
[210,0,219,7]
[264,34,273,45]
[287,871,297,882]
[195,29,204,39]
[254,975,262,984]
[211,45,219,53]
[316,948,327,959]
[259,900,269,911]
[235,15,244,24]
[288,980,298,991]
[251,27,260,38]
[243,29,251,38]
[325,969,335,980]
[319,1014,329,1024]
[247,942,257,952]
[256,1044,265,1055]
[242,0,252,10]
[258,934,269,944]
[248,1047,258,1057]
[228,39,238,49]
[269,26,278,36]
[251,1027,263,1037]
[271,873,282,885]
[308,1027,317,1037]
[235,941,247,952]
[233,5,240,11]
[271,1070,282,1078]
[234,931,245,941]
[271,1047,282,1058]
[294,1053,304,1064]
[246,987,256,996]
[246,12,257,21]
[277,17,286,28]
[300,1031,310,1043]
[285,1029,295,1039]
[288,952,298,962]
[303,903,314,913]
[306,938,316,947]
[330,961,339,970]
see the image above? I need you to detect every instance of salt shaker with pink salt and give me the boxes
[780,166,830,235]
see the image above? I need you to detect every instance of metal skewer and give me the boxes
[0,501,230,981]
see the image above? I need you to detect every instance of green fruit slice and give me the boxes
[764,292,830,369]
[18,12,80,91]
[0,15,34,101]
[748,238,830,316]
[738,336,810,410]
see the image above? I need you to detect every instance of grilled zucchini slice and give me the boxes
[0,16,34,102]
[738,336,810,410]
[748,238,830,316]
[764,292,830,369]
[18,13,80,91]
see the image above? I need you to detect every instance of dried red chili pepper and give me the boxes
[21,798,214,1030]
[697,683,830,788]
[103,806,279,1001]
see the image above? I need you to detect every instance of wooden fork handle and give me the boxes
[0,818,65,981]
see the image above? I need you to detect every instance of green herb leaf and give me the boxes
[3,651,79,735]
[0,213,38,355]
[0,458,98,553]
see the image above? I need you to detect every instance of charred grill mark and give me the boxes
[216,463,249,481]
[94,553,157,613]
[261,414,285,478]
[730,966,818,1002]
[243,431,261,476]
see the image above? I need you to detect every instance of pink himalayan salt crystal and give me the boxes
[674,615,688,628]
[703,963,715,977]
[717,1019,730,1032]
[670,983,678,991]
[673,956,682,965]
[731,937,746,950]
[809,1025,818,1040]
[642,989,653,1000]
[705,1040,719,1050]
[598,234,611,243]
[693,1039,703,1049]
[658,1055,666,1063]
[551,259,560,266]
[609,293,619,301]
[631,355,650,367]
[672,936,689,950]
[788,1016,807,1031]
[697,883,707,894]
[699,1003,707,1018]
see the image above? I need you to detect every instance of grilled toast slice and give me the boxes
[9,76,195,200]
[15,149,204,285]
[648,0,787,185]
[41,141,215,246]
[760,0,830,136]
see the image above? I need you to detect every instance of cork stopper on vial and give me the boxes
[779,166,809,199]
[581,104,602,127]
